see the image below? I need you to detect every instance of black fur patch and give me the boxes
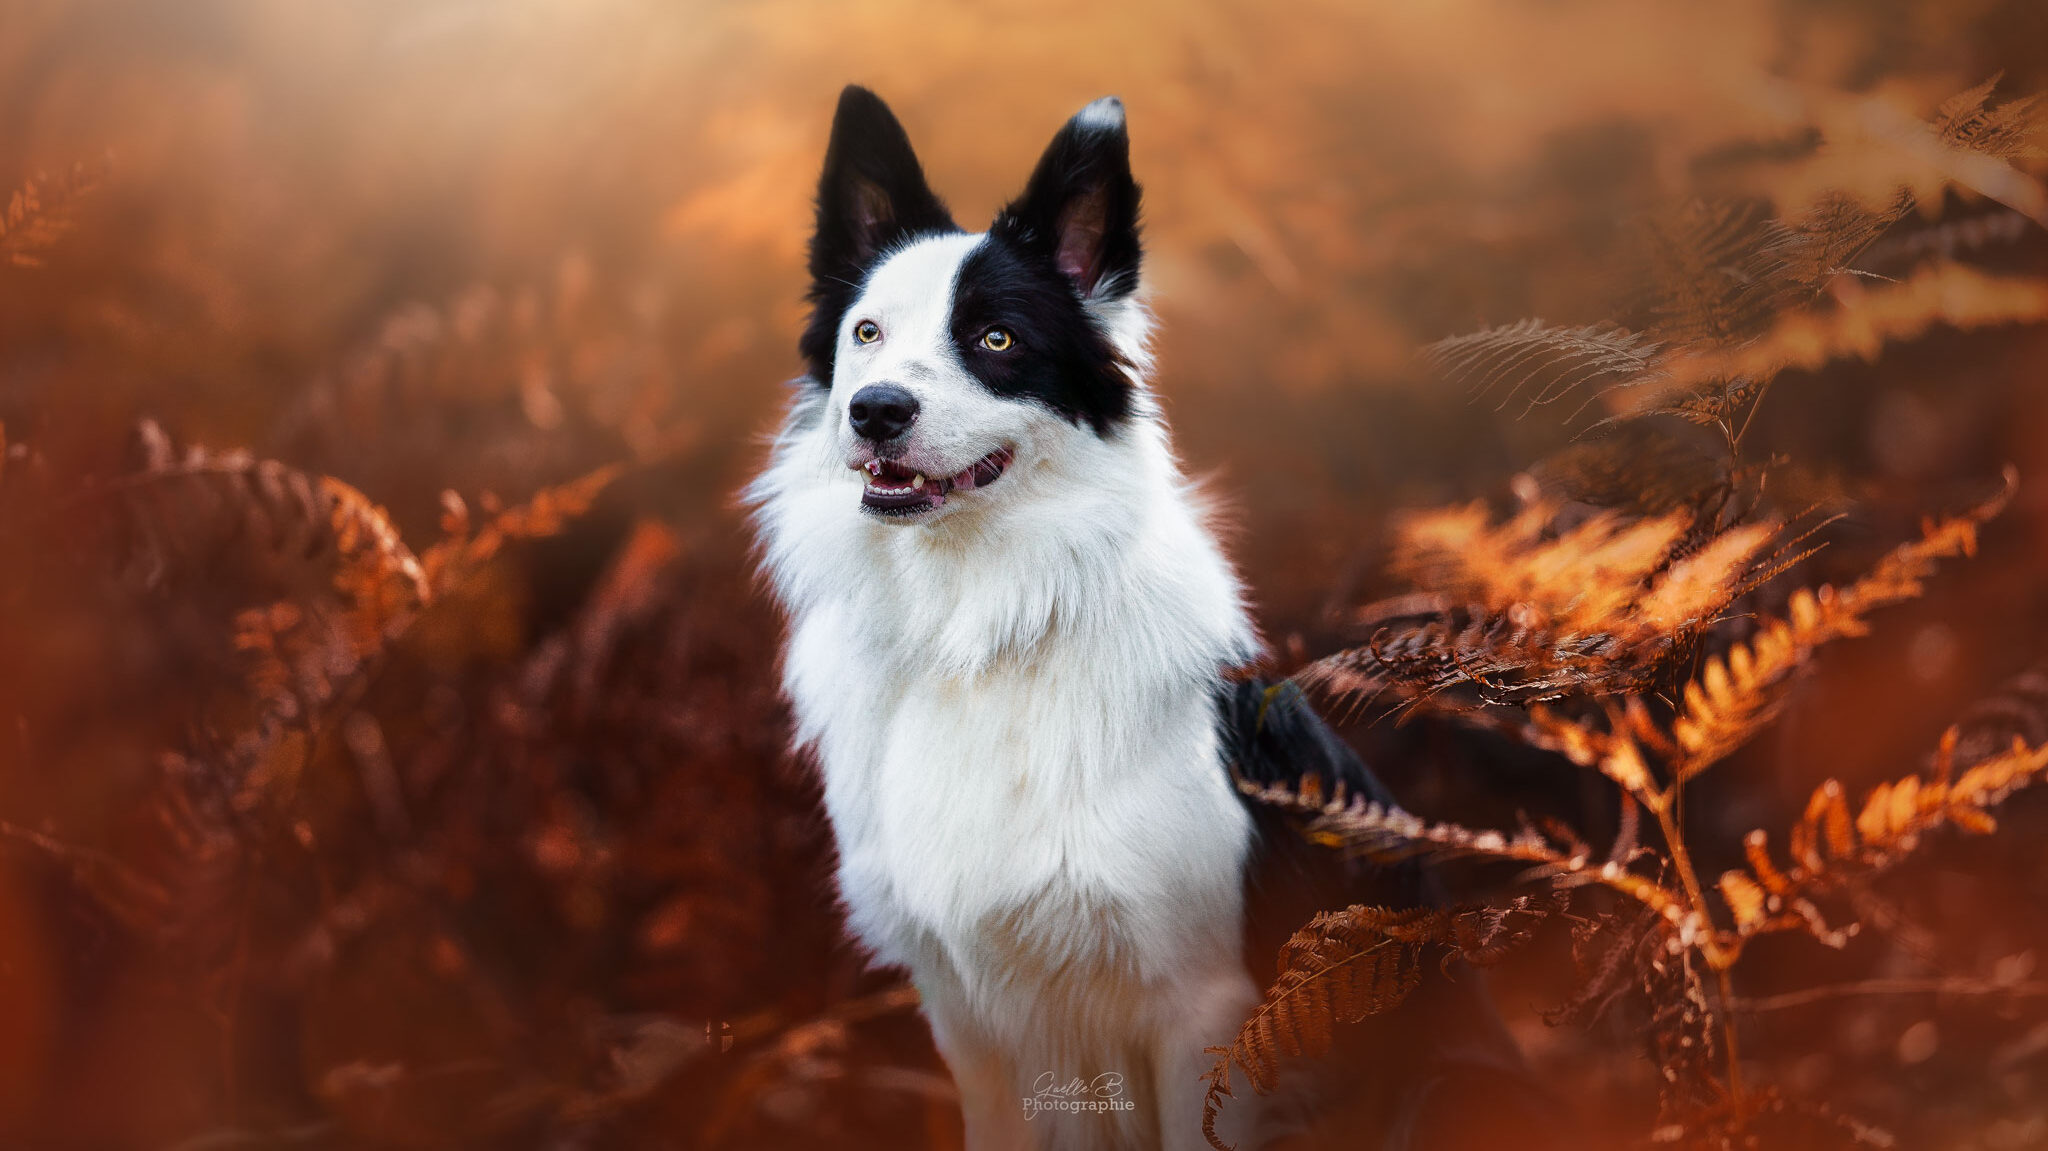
[1218,678,1422,989]
[945,95,1145,434]
[947,235,1134,434]
[800,87,958,389]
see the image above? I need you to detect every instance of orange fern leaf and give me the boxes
[420,462,624,592]
[1730,732,2048,950]
[1669,467,2016,779]
[0,160,105,268]
[1305,497,1774,715]
[1201,900,1551,1150]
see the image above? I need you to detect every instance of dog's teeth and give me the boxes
[913,474,925,489]
[866,460,883,476]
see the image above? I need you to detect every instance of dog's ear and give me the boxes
[809,86,954,292]
[994,97,1141,301]
[801,87,954,384]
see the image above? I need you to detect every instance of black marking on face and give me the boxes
[945,96,1144,434]
[800,86,959,389]
[949,235,1133,434]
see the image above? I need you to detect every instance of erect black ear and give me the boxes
[800,87,955,384]
[809,87,955,294]
[992,97,1141,301]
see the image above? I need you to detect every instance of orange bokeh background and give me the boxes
[1,1,2045,1147]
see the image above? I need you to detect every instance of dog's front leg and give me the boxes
[923,999,1037,1150]
[1151,975,1264,1151]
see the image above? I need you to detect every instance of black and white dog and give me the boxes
[750,87,1545,1151]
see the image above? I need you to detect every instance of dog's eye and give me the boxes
[980,328,1014,352]
[853,320,882,345]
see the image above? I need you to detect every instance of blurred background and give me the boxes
[0,0,2044,1147]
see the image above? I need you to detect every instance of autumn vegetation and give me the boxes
[0,2,2045,1148]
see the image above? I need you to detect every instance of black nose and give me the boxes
[847,384,919,442]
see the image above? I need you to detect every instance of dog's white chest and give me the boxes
[792,611,1254,997]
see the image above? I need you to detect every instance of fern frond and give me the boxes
[1511,471,2014,795]
[103,423,624,824]
[1932,74,2044,161]
[1637,75,2045,354]
[105,421,428,615]
[1668,468,2016,779]
[1727,732,2048,952]
[1393,502,1685,624]
[0,160,105,268]
[1545,901,1663,1028]
[1421,319,1663,417]
[224,475,429,785]
[1235,773,1697,929]
[1304,499,1774,713]
[1636,198,1794,346]
[419,463,624,592]
[1200,898,1553,1150]
[1529,429,1743,520]
[1707,662,2048,961]
[1627,265,2048,418]
[1590,376,1771,447]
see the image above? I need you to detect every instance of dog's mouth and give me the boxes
[857,447,1014,516]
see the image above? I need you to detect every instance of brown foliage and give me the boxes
[1226,72,2048,1151]
[1304,499,1778,712]
[1200,898,1555,1149]
[1421,79,2046,455]
[1251,463,2042,1147]
[0,162,105,268]
[0,7,2045,1150]
[1731,732,2048,936]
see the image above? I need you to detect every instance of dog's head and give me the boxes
[795,86,1145,524]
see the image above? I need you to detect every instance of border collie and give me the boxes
[749,87,1543,1151]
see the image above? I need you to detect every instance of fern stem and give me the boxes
[1643,787,1727,966]
[1645,785,1745,1113]
[1715,966,1745,1114]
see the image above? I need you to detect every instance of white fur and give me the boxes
[750,233,1265,1150]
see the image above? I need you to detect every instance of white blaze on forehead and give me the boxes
[842,232,985,381]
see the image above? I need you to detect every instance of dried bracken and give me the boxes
[1200,898,1556,1150]
[1254,471,2038,1146]
[1729,732,2048,939]
[1425,79,2044,438]
[1302,499,1778,712]
[1235,74,2048,1151]
[0,161,104,267]
[1,14,2044,1151]
[1420,319,1664,417]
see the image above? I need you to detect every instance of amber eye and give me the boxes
[853,320,881,345]
[980,328,1014,352]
